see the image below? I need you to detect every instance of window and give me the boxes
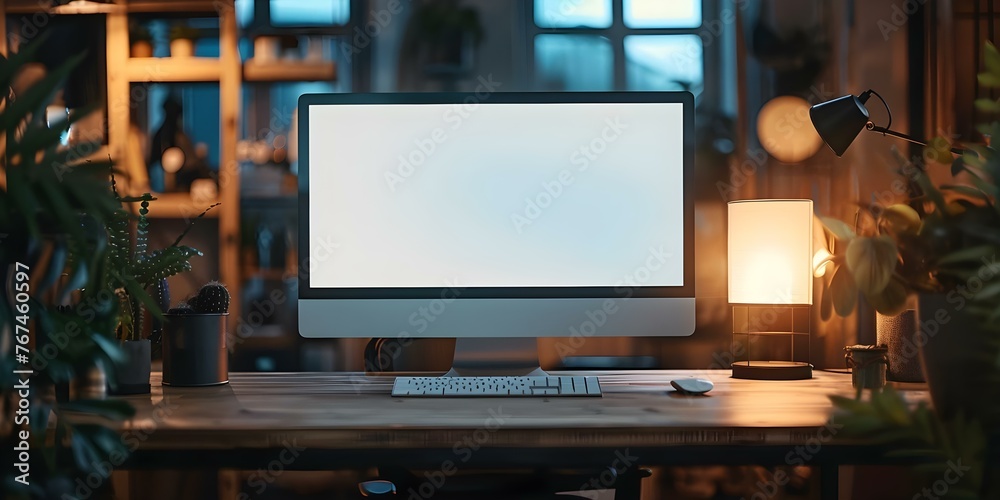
[530,0,716,96]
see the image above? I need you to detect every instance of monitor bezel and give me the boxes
[297,91,695,300]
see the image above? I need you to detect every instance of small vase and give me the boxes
[130,41,153,58]
[162,313,228,387]
[109,339,151,395]
[170,38,195,58]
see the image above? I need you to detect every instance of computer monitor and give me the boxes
[298,92,694,376]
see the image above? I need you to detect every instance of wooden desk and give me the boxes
[113,370,928,498]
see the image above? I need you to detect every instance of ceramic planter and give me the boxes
[875,310,924,382]
[109,339,151,395]
[162,313,228,387]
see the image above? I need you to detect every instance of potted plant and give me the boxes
[162,281,231,386]
[822,41,1000,497]
[129,21,153,58]
[103,183,216,394]
[2,39,138,498]
[169,24,200,58]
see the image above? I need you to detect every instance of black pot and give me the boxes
[109,339,151,395]
[162,313,228,387]
[918,294,1000,427]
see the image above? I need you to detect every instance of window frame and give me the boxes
[523,0,722,95]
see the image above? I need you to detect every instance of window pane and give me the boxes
[534,0,612,28]
[625,35,703,94]
[271,0,350,26]
[624,0,701,28]
[236,0,253,27]
[535,35,613,91]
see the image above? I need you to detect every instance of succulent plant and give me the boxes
[191,281,231,314]
[166,306,195,315]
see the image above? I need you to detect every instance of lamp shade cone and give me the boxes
[809,95,870,156]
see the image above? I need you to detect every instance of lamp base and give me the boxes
[732,361,812,380]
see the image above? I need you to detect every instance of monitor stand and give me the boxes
[444,337,548,377]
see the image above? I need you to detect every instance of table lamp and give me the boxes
[728,199,814,380]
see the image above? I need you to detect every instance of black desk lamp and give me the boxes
[809,89,964,156]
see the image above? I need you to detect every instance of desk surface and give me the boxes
[111,370,928,468]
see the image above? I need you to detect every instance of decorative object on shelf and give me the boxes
[162,281,231,387]
[727,199,814,380]
[169,24,200,58]
[2,40,138,496]
[253,35,279,63]
[105,173,216,394]
[129,21,153,58]
[875,309,924,382]
[844,345,888,390]
[148,94,213,193]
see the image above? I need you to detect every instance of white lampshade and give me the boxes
[728,199,813,305]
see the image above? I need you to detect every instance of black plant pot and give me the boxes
[162,313,229,387]
[109,339,151,395]
[918,294,1000,427]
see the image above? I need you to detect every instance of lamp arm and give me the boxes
[865,123,964,155]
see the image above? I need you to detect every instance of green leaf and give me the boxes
[846,236,897,295]
[830,264,858,316]
[880,204,921,235]
[822,217,857,241]
[865,279,908,316]
[985,40,1000,75]
[936,245,996,266]
[940,184,990,202]
[978,72,1000,88]
[975,98,1000,113]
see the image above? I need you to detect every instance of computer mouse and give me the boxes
[670,378,714,395]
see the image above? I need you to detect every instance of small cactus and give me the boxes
[192,281,230,314]
[166,305,194,315]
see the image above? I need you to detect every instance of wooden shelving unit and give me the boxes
[104,0,242,324]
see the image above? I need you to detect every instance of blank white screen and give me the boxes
[308,102,685,288]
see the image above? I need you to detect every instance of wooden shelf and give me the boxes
[5,0,124,14]
[133,192,221,219]
[126,0,229,14]
[126,57,221,83]
[243,60,337,82]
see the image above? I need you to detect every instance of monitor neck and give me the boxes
[444,337,548,377]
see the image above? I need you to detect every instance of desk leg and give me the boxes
[219,469,240,500]
[820,465,839,500]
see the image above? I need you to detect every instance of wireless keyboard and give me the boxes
[391,376,602,397]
